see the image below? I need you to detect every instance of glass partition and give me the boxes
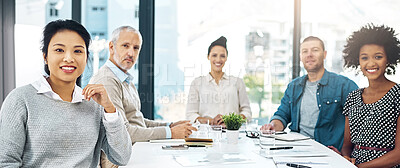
[154,0,294,124]
[301,0,400,87]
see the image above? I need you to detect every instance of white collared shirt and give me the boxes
[186,73,252,122]
[31,76,119,121]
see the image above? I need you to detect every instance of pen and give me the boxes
[187,144,206,147]
[286,163,311,168]
[269,146,293,150]
[275,131,287,135]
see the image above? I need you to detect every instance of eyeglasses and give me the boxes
[245,131,260,138]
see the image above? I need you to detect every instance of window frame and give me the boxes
[0,0,16,109]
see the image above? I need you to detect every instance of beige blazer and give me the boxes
[90,65,168,143]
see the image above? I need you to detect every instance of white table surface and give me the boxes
[121,132,356,168]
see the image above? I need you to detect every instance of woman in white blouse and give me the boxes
[0,19,131,167]
[186,36,251,126]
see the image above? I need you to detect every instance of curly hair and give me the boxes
[343,24,400,75]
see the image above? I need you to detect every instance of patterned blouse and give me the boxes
[343,84,400,167]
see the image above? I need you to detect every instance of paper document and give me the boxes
[261,132,311,141]
[174,153,254,167]
[273,156,329,164]
[255,139,312,146]
[273,157,330,168]
[258,147,328,157]
[149,139,185,143]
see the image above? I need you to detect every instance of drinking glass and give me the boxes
[195,124,211,138]
[209,125,222,142]
[260,130,276,146]
[246,119,258,132]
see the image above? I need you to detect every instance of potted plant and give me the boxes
[222,113,245,144]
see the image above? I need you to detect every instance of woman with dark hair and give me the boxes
[0,19,131,167]
[186,36,251,126]
[342,24,400,167]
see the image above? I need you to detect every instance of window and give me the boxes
[301,0,400,87]
[13,0,400,125]
[134,6,139,18]
[15,0,72,87]
[15,0,140,88]
[81,0,139,87]
[49,3,59,17]
[154,0,294,124]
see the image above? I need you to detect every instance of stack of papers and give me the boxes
[261,132,311,141]
[185,142,213,146]
[255,139,312,146]
[185,138,213,142]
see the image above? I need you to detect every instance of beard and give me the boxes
[113,50,135,72]
[304,62,324,73]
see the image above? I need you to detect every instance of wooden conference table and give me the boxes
[121,132,356,168]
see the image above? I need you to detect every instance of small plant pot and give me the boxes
[226,130,239,144]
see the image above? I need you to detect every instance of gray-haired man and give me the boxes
[90,26,197,168]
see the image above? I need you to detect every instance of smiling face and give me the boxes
[109,30,142,73]
[44,30,87,84]
[300,40,326,73]
[359,44,388,81]
[208,45,227,73]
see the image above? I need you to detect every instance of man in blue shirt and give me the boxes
[261,36,358,150]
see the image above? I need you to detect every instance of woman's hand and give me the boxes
[327,146,341,155]
[213,114,224,125]
[83,84,116,113]
[196,117,213,124]
[343,156,356,165]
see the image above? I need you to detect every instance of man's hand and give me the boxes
[170,120,190,128]
[260,123,275,131]
[260,120,284,132]
[83,84,115,113]
[171,123,197,139]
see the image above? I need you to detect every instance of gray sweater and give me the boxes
[0,85,132,167]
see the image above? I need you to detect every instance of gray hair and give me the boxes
[111,26,141,44]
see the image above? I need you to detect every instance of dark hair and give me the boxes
[301,36,325,51]
[41,19,91,75]
[208,36,228,56]
[343,24,400,75]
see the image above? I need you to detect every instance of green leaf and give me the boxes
[222,113,245,130]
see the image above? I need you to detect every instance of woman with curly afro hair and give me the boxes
[341,24,400,168]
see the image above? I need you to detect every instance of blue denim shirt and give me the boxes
[270,70,358,150]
